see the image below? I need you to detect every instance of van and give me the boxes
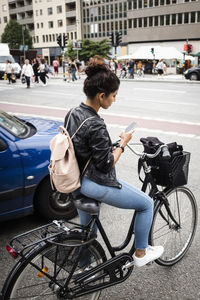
[0,43,21,79]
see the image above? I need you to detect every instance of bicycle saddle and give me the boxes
[73,196,100,215]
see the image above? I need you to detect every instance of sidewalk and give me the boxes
[49,68,200,84]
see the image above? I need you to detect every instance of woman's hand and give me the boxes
[119,129,134,147]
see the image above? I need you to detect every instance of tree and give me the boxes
[1,20,32,49]
[65,39,111,62]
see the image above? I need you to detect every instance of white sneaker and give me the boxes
[133,245,164,267]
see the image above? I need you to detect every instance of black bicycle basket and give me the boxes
[140,137,191,188]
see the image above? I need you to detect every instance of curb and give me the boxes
[49,75,200,84]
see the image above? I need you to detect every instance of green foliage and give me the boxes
[65,39,111,63]
[1,20,32,49]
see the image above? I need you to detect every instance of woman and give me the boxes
[21,59,34,88]
[5,60,12,84]
[64,57,164,267]
[39,58,47,85]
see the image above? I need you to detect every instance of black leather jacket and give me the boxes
[64,103,121,189]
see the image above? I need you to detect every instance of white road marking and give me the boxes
[6,111,200,140]
[1,101,200,126]
[133,88,186,93]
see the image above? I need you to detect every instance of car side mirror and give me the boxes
[0,138,8,152]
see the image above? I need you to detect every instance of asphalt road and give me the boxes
[0,78,200,299]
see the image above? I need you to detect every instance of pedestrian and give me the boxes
[110,59,115,72]
[21,59,34,88]
[156,60,165,77]
[136,61,144,77]
[32,58,40,83]
[39,58,47,85]
[75,59,82,79]
[64,56,164,267]
[70,58,78,82]
[128,59,135,79]
[52,58,59,76]
[5,60,13,84]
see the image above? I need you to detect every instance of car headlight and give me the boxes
[184,70,189,75]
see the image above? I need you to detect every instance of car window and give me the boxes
[0,111,30,138]
[0,56,15,63]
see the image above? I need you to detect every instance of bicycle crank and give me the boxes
[68,253,134,298]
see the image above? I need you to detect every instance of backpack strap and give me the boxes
[66,108,95,139]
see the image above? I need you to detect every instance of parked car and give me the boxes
[0,110,77,222]
[184,66,200,81]
[0,44,21,79]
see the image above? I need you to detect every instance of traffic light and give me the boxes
[57,34,62,48]
[109,32,114,47]
[151,47,154,54]
[116,31,122,46]
[187,44,192,54]
[63,33,68,47]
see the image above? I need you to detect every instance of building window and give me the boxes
[160,15,164,25]
[172,0,176,3]
[2,4,7,11]
[36,36,39,43]
[43,35,45,42]
[154,16,158,26]
[138,0,142,8]
[144,0,148,8]
[128,19,132,28]
[37,23,39,28]
[160,0,165,5]
[41,22,43,28]
[3,16,7,23]
[191,11,196,23]
[138,18,142,27]
[40,9,43,15]
[36,10,38,16]
[149,16,153,26]
[144,17,147,27]
[58,19,63,27]
[178,13,182,24]
[133,18,137,28]
[52,34,55,41]
[166,14,170,25]
[166,0,170,4]
[48,21,53,28]
[49,34,51,42]
[198,11,200,22]
[155,0,159,6]
[133,0,137,9]
[184,12,189,23]
[172,14,176,24]
[48,7,53,15]
[149,0,153,7]
[57,5,62,13]
[46,35,48,42]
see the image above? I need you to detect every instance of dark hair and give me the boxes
[83,56,120,100]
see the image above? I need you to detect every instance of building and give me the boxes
[0,0,200,62]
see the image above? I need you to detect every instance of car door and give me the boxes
[0,133,24,220]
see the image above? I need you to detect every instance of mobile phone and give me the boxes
[125,122,137,133]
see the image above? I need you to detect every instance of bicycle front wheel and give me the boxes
[2,234,106,300]
[150,187,198,266]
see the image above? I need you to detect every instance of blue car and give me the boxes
[0,110,77,222]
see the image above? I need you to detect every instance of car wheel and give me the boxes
[34,177,77,220]
[189,73,198,81]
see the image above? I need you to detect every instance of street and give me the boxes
[0,77,200,299]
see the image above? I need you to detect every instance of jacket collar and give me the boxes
[80,102,100,117]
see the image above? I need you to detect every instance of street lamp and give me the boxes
[22,25,26,62]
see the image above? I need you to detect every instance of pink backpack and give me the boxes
[48,110,94,193]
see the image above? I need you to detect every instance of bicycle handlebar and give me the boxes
[127,143,171,160]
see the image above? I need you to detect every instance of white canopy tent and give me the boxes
[117,46,195,61]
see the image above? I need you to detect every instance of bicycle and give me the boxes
[1,140,198,300]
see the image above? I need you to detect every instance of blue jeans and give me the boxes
[78,176,153,250]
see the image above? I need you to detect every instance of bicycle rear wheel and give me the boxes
[150,187,198,266]
[2,234,106,300]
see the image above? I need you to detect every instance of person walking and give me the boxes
[5,60,13,84]
[52,58,59,76]
[128,59,135,79]
[21,59,34,88]
[156,60,165,77]
[64,56,164,267]
[39,58,47,85]
[32,58,40,83]
[70,59,78,82]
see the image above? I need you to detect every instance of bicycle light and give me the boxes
[6,245,18,259]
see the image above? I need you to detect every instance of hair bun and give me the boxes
[85,55,108,78]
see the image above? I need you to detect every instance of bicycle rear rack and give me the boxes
[7,220,83,257]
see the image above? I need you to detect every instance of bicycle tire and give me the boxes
[149,187,198,266]
[2,233,106,300]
